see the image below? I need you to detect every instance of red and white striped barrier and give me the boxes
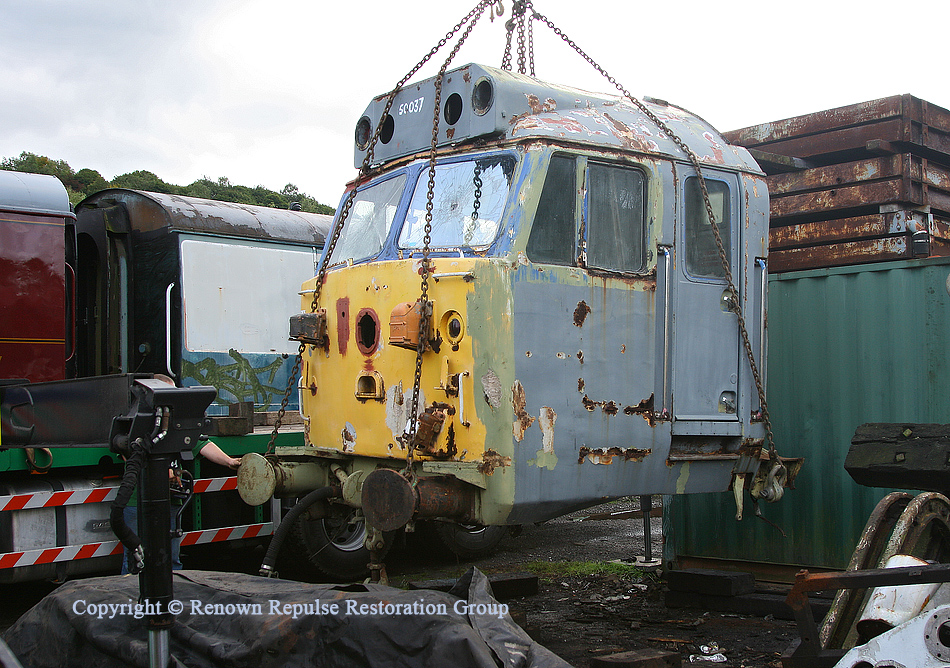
[0,476,269,570]
[0,476,238,512]
[0,523,274,569]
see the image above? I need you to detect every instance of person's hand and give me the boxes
[228,457,241,470]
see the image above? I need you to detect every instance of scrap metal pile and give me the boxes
[725,94,950,272]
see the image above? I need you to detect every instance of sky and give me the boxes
[3,0,948,208]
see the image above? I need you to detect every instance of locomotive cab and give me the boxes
[239,63,770,578]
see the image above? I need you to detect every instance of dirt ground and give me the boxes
[381,498,800,668]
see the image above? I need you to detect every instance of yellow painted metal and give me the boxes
[298,257,488,466]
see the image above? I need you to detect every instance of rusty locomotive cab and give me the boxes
[237,62,779,580]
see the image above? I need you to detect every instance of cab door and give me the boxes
[671,169,741,435]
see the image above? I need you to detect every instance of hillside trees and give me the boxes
[0,151,334,214]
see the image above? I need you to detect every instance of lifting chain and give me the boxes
[528,8,778,465]
[501,0,535,75]
[265,1,494,456]
[403,1,492,479]
[465,162,483,245]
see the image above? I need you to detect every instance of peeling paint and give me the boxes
[478,449,512,475]
[533,407,559,471]
[481,369,502,409]
[342,422,356,453]
[577,378,585,393]
[539,406,557,453]
[577,446,651,465]
[675,462,691,493]
[385,382,405,440]
[577,350,584,364]
[512,380,536,441]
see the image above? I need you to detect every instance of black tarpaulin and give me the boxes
[2,568,570,668]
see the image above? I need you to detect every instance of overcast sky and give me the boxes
[3,0,947,208]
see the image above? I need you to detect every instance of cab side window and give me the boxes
[685,177,730,279]
[526,155,576,266]
[587,163,645,274]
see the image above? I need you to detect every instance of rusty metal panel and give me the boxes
[769,212,917,249]
[77,189,332,246]
[666,257,950,574]
[724,95,950,163]
[766,154,950,219]
[769,237,908,272]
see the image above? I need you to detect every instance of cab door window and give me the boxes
[586,163,645,274]
[684,177,731,279]
[526,154,576,265]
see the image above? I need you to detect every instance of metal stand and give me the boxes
[633,495,662,570]
[114,378,216,668]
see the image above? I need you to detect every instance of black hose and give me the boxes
[110,437,151,573]
[260,485,339,577]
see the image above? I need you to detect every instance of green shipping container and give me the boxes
[666,256,950,579]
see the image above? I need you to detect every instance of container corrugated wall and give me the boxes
[666,257,950,578]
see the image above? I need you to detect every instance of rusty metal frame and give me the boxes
[783,563,950,668]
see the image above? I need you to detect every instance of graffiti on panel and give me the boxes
[181,348,285,408]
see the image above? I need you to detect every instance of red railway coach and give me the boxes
[0,170,75,384]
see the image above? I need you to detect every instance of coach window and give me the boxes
[586,163,645,274]
[526,154,576,265]
[685,176,730,279]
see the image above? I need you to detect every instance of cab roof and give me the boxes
[355,63,760,173]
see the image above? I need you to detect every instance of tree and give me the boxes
[111,170,174,193]
[1,151,74,182]
[74,168,110,195]
[2,152,336,213]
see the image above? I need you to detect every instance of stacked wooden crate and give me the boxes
[723,94,950,272]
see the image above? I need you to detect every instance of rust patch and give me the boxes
[601,111,660,153]
[578,446,652,465]
[573,300,591,327]
[512,381,536,441]
[336,297,350,355]
[526,94,557,115]
[582,395,599,412]
[446,128,455,140]
[577,378,585,393]
[603,401,619,416]
[478,449,512,475]
[623,393,656,426]
[577,350,584,364]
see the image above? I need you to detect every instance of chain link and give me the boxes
[501,0,533,74]
[265,2,493,455]
[465,163,483,245]
[403,1,492,478]
[530,9,777,460]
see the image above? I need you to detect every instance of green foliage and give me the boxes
[111,170,175,193]
[0,151,336,213]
